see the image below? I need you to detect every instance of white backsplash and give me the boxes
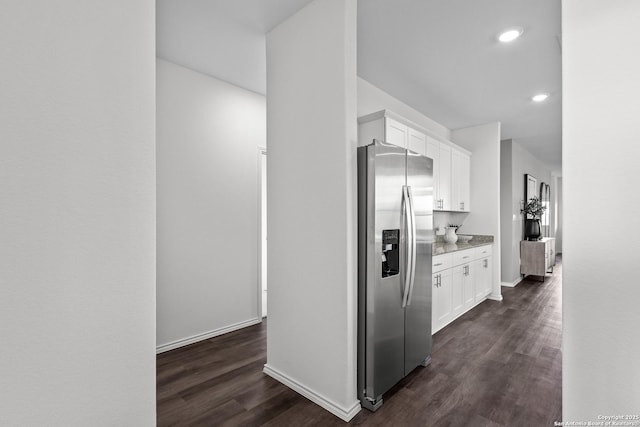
[434,211,470,235]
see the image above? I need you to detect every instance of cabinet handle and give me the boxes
[462,256,470,259]
[484,259,488,268]
[460,202,464,210]
[434,263,443,267]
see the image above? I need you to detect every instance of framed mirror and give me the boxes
[540,182,551,237]
[525,174,537,204]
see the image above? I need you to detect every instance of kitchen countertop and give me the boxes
[433,235,494,255]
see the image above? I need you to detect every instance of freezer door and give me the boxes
[358,141,407,401]
[404,150,434,374]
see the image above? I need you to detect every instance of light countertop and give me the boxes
[433,235,494,255]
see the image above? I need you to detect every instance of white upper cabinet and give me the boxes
[452,148,471,212]
[407,127,427,155]
[358,110,471,212]
[428,137,471,212]
[426,138,440,210]
[384,117,408,148]
[438,143,452,211]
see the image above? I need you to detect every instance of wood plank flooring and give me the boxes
[157,257,562,426]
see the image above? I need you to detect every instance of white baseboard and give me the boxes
[487,292,503,301]
[501,276,523,288]
[156,317,262,354]
[263,364,361,422]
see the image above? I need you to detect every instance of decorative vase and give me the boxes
[524,218,541,241]
[444,227,458,244]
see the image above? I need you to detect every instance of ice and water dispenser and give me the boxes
[381,229,400,277]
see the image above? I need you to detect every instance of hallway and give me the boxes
[157,259,562,426]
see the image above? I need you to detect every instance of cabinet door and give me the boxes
[520,241,547,277]
[385,117,408,148]
[452,148,471,212]
[544,240,551,271]
[475,256,492,300]
[432,270,452,332]
[439,144,452,210]
[549,238,556,267]
[426,137,440,210]
[462,263,475,310]
[451,266,464,317]
[407,128,427,155]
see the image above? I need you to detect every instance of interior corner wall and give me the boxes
[451,123,502,300]
[265,0,360,421]
[156,59,266,350]
[0,1,156,425]
[555,177,563,253]
[357,77,451,141]
[500,140,514,284]
[563,0,640,419]
[500,139,553,285]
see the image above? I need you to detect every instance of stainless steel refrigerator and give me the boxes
[357,139,434,411]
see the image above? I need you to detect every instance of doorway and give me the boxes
[259,148,267,318]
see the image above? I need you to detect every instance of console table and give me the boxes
[520,237,556,281]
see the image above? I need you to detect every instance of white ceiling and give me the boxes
[157,0,562,173]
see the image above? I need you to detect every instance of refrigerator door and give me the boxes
[358,141,407,403]
[404,150,434,374]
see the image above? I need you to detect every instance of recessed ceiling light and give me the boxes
[532,93,549,102]
[498,27,523,42]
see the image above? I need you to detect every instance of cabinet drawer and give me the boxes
[452,249,474,266]
[474,244,492,259]
[432,253,453,273]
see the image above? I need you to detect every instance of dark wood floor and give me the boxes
[158,258,562,426]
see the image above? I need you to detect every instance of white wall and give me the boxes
[452,123,502,301]
[358,77,451,141]
[0,1,156,425]
[156,59,266,350]
[554,176,563,253]
[265,0,360,421]
[563,0,640,420]
[500,139,553,285]
[500,140,513,284]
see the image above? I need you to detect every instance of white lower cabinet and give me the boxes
[451,266,464,318]
[432,268,452,331]
[462,263,475,311]
[432,244,493,333]
[475,256,492,300]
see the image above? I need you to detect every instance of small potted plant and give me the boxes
[521,196,546,240]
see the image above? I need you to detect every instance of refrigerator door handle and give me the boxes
[401,185,414,308]
[405,186,417,306]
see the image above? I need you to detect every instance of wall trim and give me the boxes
[156,317,262,354]
[263,364,361,422]
[501,276,523,288]
[487,293,504,301]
